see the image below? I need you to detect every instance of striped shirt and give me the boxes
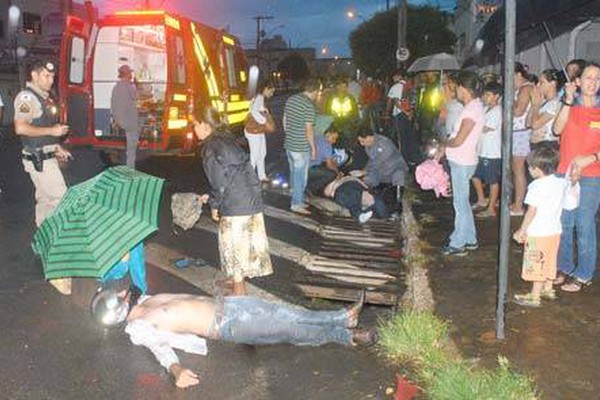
[284,93,316,152]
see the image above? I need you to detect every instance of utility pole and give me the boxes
[396,0,407,68]
[387,0,390,11]
[253,15,274,50]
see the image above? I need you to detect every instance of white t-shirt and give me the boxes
[524,174,565,237]
[387,82,405,116]
[479,105,502,159]
[534,98,559,142]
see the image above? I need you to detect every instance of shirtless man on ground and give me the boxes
[91,288,375,388]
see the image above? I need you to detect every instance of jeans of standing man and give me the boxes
[558,176,600,283]
[244,132,267,180]
[286,150,311,208]
[448,161,477,248]
[216,296,353,346]
[126,130,140,169]
[394,113,419,165]
[334,181,388,220]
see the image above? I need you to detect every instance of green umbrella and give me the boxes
[32,166,165,280]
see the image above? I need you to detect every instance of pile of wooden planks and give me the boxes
[296,217,404,306]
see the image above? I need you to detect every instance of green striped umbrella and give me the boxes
[32,166,165,280]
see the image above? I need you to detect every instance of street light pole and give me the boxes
[253,15,274,50]
[397,0,407,68]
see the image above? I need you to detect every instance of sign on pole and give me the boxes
[396,47,410,62]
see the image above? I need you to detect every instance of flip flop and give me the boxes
[561,280,591,293]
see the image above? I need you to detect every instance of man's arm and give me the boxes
[14,118,67,137]
[126,321,200,388]
[305,122,316,159]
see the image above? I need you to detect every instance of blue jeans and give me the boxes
[558,177,600,283]
[334,181,388,220]
[286,150,311,208]
[448,161,477,248]
[216,297,352,346]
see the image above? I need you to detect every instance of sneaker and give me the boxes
[464,242,479,251]
[540,288,557,300]
[513,293,541,307]
[440,245,468,256]
[358,210,373,224]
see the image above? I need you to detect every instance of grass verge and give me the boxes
[378,311,538,399]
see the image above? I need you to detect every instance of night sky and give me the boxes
[90,0,457,57]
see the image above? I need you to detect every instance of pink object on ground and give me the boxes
[415,159,450,198]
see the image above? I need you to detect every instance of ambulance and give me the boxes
[59,2,250,153]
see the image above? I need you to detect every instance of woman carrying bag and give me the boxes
[244,81,276,182]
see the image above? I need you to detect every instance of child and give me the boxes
[472,81,502,217]
[513,144,564,307]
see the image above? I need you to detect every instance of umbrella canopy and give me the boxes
[407,53,460,73]
[33,166,165,280]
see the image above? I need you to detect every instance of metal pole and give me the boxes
[496,0,516,340]
[397,0,407,69]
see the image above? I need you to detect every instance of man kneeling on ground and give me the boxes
[91,287,375,388]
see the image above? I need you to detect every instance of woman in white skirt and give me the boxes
[245,81,276,182]
[194,106,273,295]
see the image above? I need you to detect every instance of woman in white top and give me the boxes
[510,62,535,216]
[244,81,276,182]
[528,69,564,149]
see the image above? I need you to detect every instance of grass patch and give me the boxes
[378,312,538,399]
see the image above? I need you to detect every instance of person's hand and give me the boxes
[513,229,526,244]
[211,208,220,222]
[55,146,73,162]
[564,81,577,103]
[197,194,210,204]
[170,365,200,388]
[530,86,543,106]
[52,124,69,137]
[434,145,446,162]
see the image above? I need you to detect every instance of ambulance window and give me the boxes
[170,35,186,84]
[224,47,237,88]
[69,36,85,84]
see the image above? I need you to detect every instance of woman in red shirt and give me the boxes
[553,62,600,292]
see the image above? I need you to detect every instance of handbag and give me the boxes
[244,111,276,134]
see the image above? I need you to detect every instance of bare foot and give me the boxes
[49,278,72,295]
[346,290,365,328]
[351,328,378,346]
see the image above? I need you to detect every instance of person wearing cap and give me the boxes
[111,64,140,168]
[13,59,71,295]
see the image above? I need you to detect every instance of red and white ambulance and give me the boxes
[59,2,250,153]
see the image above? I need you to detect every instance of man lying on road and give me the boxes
[91,287,375,388]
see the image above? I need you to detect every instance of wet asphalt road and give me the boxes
[0,96,397,399]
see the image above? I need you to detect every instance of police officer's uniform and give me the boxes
[14,62,67,227]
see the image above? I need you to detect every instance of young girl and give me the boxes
[513,145,564,307]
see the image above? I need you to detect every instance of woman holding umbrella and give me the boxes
[193,106,273,296]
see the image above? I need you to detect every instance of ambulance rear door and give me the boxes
[59,2,97,146]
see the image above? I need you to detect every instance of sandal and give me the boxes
[476,209,496,218]
[513,292,541,307]
[540,288,557,300]
[561,280,591,293]
[553,273,567,286]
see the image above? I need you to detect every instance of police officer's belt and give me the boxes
[23,151,56,161]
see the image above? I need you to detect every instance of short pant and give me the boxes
[521,234,560,282]
[512,129,531,157]
[473,157,502,185]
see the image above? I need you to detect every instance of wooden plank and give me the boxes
[297,284,398,306]
[296,277,402,293]
[311,256,403,272]
[306,264,396,279]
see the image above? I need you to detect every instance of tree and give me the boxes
[349,5,456,78]
[277,53,310,83]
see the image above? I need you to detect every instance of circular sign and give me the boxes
[396,47,410,62]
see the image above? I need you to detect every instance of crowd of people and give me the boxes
[6,53,600,388]
[430,60,600,308]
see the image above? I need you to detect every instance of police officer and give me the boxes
[14,59,71,295]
